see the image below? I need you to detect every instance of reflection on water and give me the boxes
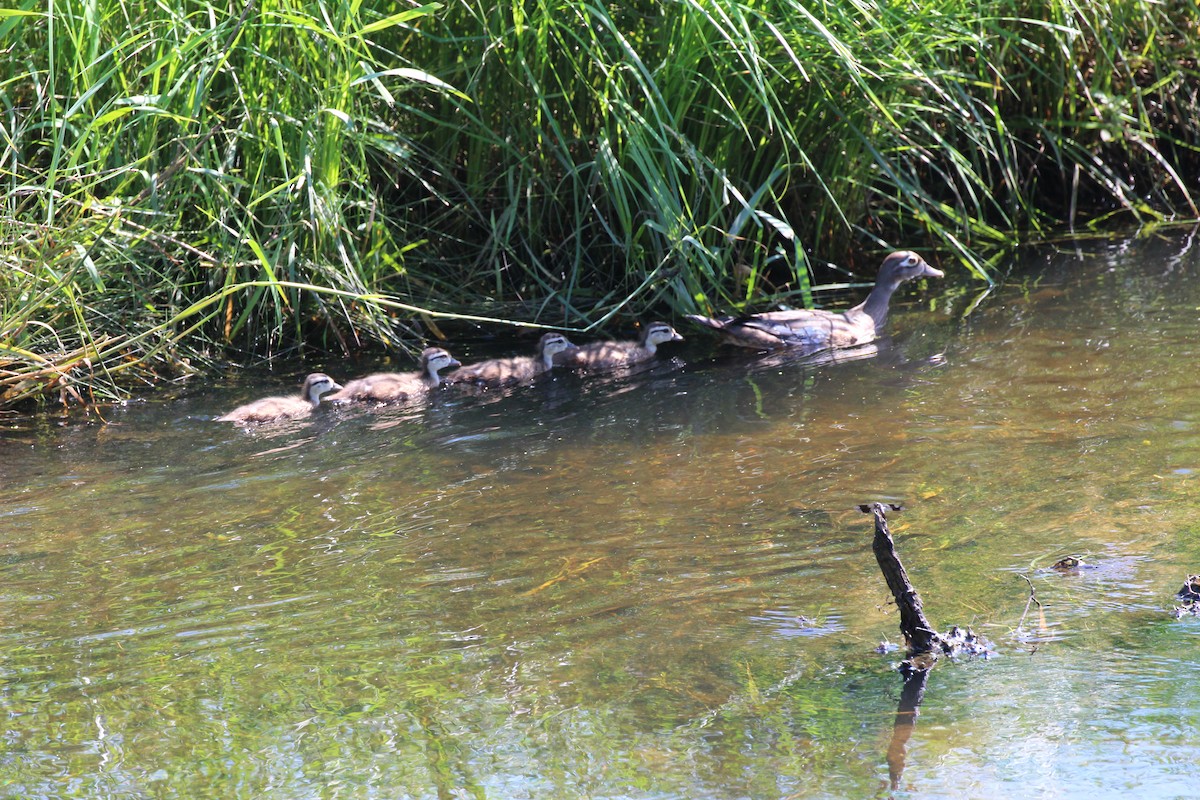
[2,233,1200,797]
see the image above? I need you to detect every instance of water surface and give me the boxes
[2,233,1200,798]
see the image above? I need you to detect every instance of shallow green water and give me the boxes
[3,234,1200,798]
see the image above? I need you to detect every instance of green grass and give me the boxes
[1,0,1198,407]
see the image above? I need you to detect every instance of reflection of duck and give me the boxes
[327,347,460,404]
[687,251,944,351]
[217,373,343,423]
[447,332,576,389]
[554,322,683,371]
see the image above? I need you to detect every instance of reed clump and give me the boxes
[2,0,1197,408]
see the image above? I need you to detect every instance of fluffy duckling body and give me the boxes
[217,373,343,423]
[555,322,683,371]
[687,251,943,351]
[327,347,461,404]
[447,332,576,389]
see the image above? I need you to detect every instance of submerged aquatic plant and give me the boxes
[1,0,1197,407]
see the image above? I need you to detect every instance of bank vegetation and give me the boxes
[2,0,1197,407]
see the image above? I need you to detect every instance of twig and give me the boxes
[521,557,607,596]
[1015,573,1041,632]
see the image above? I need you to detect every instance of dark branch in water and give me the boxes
[860,501,939,792]
[860,502,943,661]
[860,503,995,791]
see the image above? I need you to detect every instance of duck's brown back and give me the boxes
[449,355,542,387]
[688,306,871,350]
[218,394,312,423]
[557,340,648,369]
[328,372,429,403]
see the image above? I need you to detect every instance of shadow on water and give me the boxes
[3,231,1200,797]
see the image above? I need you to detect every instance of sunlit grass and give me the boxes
[1,0,1197,407]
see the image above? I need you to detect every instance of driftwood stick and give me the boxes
[1015,573,1040,631]
[860,503,942,658]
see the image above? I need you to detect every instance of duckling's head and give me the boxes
[641,322,685,349]
[537,332,576,359]
[302,373,344,405]
[420,347,462,380]
[879,251,944,285]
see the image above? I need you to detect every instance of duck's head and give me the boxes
[641,321,685,349]
[879,251,944,285]
[302,373,343,404]
[537,332,576,361]
[420,347,462,379]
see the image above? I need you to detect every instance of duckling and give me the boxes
[326,347,461,404]
[554,321,683,371]
[217,372,343,423]
[447,332,577,389]
[687,251,944,351]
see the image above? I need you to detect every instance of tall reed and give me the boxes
[1,0,1197,407]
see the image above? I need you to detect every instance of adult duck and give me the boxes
[687,251,943,350]
[327,347,461,404]
[447,332,576,389]
[554,321,683,371]
[217,372,343,423]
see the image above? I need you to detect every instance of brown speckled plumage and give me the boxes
[328,347,461,404]
[217,372,343,423]
[687,251,943,351]
[555,322,683,371]
[447,332,576,389]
